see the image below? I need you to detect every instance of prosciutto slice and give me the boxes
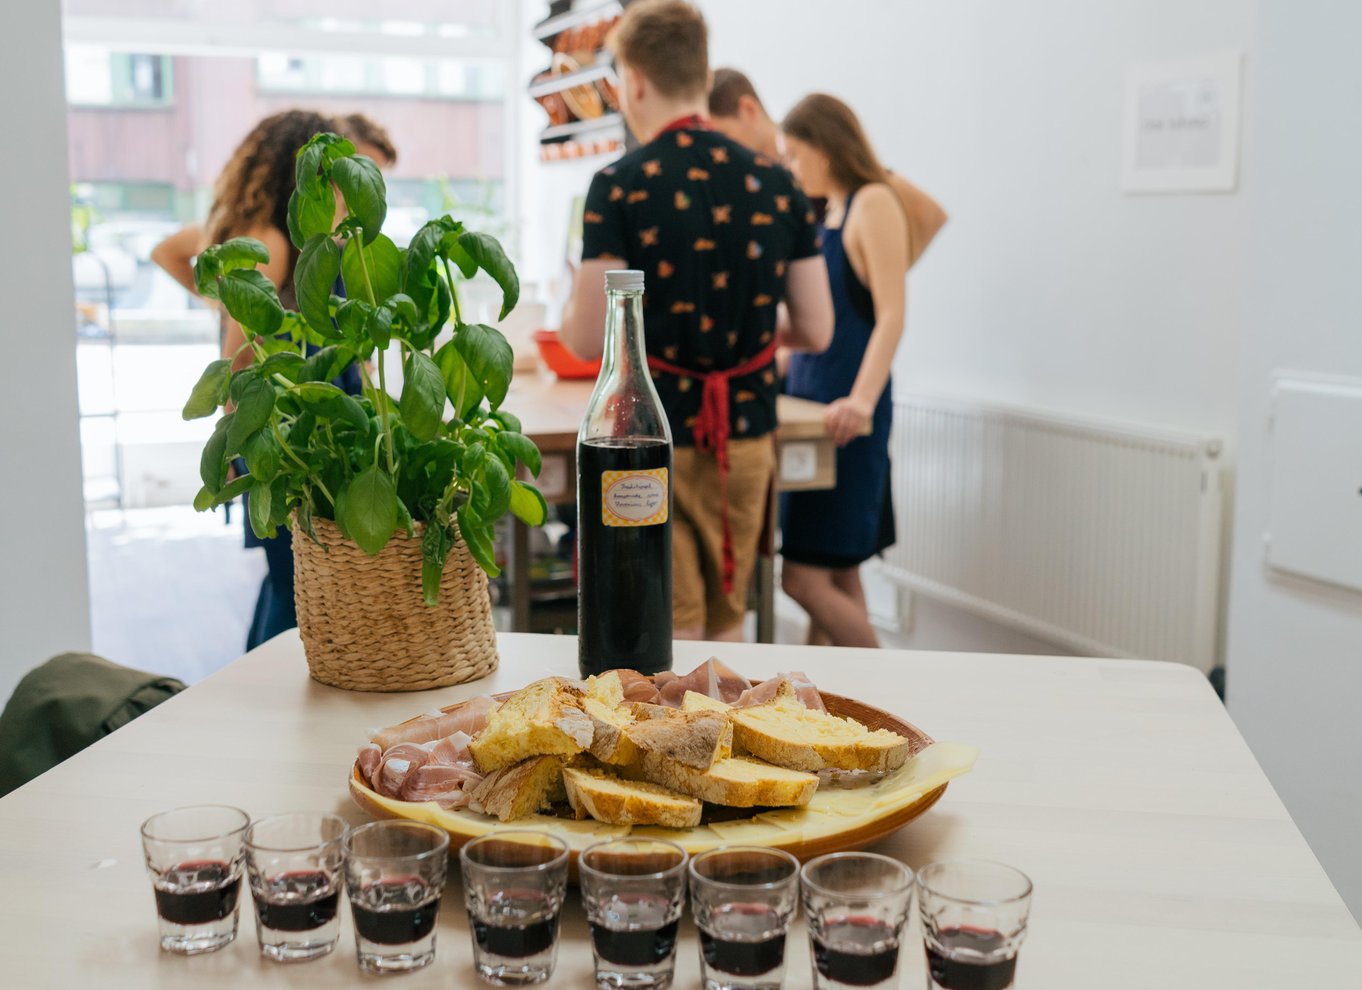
[356,743,383,784]
[613,669,662,704]
[658,657,751,707]
[373,742,433,798]
[425,730,475,767]
[735,672,827,712]
[369,695,498,750]
[399,763,483,806]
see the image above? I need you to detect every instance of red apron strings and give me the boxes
[647,339,779,596]
[656,113,711,135]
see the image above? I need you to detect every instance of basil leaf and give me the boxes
[226,375,275,452]
[342,233,400,304]
[192,486,214,512]
[387,292,419,329]
[193,247,223,300]
[495,431,542,478]
[200,416,231,493]
[435,340,483,419]
[293,141,326,201]
[336,466,398,555]
[259,351,306,384]
[216,237,270,270]
[400,351,447,442]
[365,303,393,350]
[296,234,342,338]
[331,155,387,243]
[420,521,452,606]
[456,505,500,577]
[293,381,369,432]
[455,323,514,410]
[247,479,274,540]
[219,269,284,336]
[481,456,511,519]
[458,231,519,319]
[300,344,354,384]
[400,221,442,310]
[242,428,281,481]
[509,480,548,527]
[493,410,522,433]
[335,298,371,343]
[286,183,336,250]
[182,359,231,420]
[212,473,254,507]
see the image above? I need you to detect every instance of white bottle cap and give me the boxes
[604,269,645,292]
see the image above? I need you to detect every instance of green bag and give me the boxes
[0,652,186,797]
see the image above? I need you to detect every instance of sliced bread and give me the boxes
[629,754,817,808]
[728,688,910,774]
[584,670,626,709]
[562,766,702,828]
[469,677,594,773]
[583,696,641,766]
[625,709,733,770]
[680,690,732,713]
[468,755,566,822]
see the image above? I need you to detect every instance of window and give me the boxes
[66,46,173,107]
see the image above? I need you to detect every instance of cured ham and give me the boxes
[356,742,382,783]
[374,742,432,798]
[735,672,827,712]
[369,695,498,750]
[399,763,483,806]
[658,657,751,707]
[613,669,662,704]
[425,730,474,767]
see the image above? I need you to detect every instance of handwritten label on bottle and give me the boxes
[601,468,669,527]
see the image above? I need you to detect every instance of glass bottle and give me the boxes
[576,269,673,677]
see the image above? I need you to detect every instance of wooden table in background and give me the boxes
[508,375,845,640]
[1,633,1357,987]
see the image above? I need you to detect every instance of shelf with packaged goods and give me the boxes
[532,0,624,43]
[528,59,617,100]
[540,111,623,144]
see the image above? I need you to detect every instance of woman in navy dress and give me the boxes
[778,94,910,648]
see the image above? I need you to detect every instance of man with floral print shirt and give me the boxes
[560,0,833,643]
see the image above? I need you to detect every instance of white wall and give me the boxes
[0,3,93,700]
[701,0,1251,442]
[1226,0,1362,922]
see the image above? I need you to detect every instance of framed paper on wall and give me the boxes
[1121,52,1243,194]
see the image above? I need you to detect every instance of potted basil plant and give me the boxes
[183,132,546,691]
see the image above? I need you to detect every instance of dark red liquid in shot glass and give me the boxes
[813,916,900,987]
[154,861,241,925]
[925,926,1017,990]
[253,870,340,932]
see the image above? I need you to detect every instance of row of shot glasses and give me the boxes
[141,805,1031,987]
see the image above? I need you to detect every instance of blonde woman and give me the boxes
[778,94,910,648]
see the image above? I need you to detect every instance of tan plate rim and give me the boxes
[349,684,949,864]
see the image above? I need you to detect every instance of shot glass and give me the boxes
[459,830,570,986]
[801,852,915,990]
[580,838,688,990]
[343,820,449,975]
[244,812,347,962]
[917,860,1032,990]
[688,846,800,990]
[140,804,250,955]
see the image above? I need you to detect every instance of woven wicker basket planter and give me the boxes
[291,516,499,692]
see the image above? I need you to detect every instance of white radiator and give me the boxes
[884,394,1224,670]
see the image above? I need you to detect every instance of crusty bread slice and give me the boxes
[562,767,701,828]
[468,755,566,822]
[728,690,910,774]
[584,670,625,709]
[628,754,817,808]
[680,690,732,713]
[583,696,641,766]
[625,709,733,770]
[469,677,594,773]
[620,701,672,722]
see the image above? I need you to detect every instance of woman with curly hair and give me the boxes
[152,109,396,649]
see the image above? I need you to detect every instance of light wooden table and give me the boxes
[507,376,847,640]
[1,634,1357,987]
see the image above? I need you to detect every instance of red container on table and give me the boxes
[533,329,602,379]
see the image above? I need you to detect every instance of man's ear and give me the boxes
[623,63,647,104]
[739,93,763,123]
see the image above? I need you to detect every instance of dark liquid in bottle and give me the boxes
[472,913,559,958]
[590,918,679,967]
[154,861,241,925]
[577,437,673,677]
[813,916,900,986]
[925,926,1016,990]
[351,880,439,945]
[253,870,339,932]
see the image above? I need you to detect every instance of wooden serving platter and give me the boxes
[350,684,973,867]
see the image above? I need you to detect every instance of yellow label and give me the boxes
[601,468,669,527]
